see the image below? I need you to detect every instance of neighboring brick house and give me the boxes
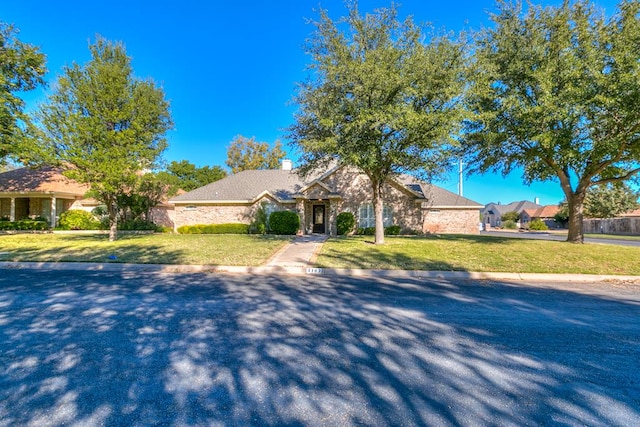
[481,200,542,228]
[0,166,90,227]
[521,205,561,229]
[0,166,176,228]
[170,163,483,235]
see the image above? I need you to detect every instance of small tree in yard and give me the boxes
[37,37,173,241]
[463,1,640,243]
[501,211,520,223]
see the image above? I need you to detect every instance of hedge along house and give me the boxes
[0,166,90,227]
[170,161,483,235]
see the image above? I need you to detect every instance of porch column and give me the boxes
[51,196,57,228]
[10,197,15,222]
[295,198,305,235]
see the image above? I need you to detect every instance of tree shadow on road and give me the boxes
[0,269,638,425]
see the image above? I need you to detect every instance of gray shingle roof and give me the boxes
[171,167,483,208]
[397,175,483,207]
[170,169,304,202]
[482,200,542,215]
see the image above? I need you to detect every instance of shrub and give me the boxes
[356,225,401,235]
[384,225,401,235]
[269,211,300,235]
[249,203,269,234]
[57,210,100,230]
[529,218,549,231]
[356,227,376,235]
[119,219,159,231]
[336,212,355,235]
[501,211,520,222]
[177,223,249,234]
[503,220,518,230]
[0,219,49,231]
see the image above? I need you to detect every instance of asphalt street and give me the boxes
[482,230,640,247]
[0,269,639,426]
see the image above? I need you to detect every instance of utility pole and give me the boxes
[458,159,464,196]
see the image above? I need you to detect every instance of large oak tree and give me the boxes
[288,3,467,244]
[463,0,640,243]
[38,37,173,240]
[0,23,46,163]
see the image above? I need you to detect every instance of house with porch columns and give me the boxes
[0,166,90,227]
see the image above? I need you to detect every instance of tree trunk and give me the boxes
[566,193,586,243]
[108,201,118,242]
[372,179,385,245]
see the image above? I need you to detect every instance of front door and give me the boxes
[312,205,325,234]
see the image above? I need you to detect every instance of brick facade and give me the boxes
[171,166,481,235]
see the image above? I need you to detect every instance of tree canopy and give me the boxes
[157,160,226,192]
[287,3,466,244]
[463,0,640,243]
[0,23,46,163]
[37,37,173,240]
[225,135,286,173]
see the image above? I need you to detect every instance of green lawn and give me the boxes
[0,233,291,266]
[316,235,640,275]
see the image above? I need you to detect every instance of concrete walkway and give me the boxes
[266,234,328,268]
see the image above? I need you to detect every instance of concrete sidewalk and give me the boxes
[1,234,639,283]
[265,234,328,268]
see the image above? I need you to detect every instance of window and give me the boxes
[359,203,392,228]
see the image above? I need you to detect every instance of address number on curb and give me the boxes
[306,268,324,274]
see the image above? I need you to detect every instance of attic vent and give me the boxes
[282,159,293,171]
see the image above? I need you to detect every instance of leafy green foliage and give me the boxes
[118,219,159,231]
[177,223,249,235]
[356,225,401,235]
[226,136,286,173]
[463,1,640,243]
[0,219,49,231]
[0,23,46,163]
[529,219,549,231]
[157,160,226,192]
[37,37,173,241]
[268,211,299,235]
[249,203,269,234]
[57,210,100,230]
[501,211,520,222]
[288,3,466,244]
[336,212,356,235]
[502,220,518,230]
[384,225,402,235]
[584,183,639,218]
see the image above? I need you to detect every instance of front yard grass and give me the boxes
[0,233,291,266]
[316,235,640,275]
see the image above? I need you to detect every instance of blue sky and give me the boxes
[2,0,620,205]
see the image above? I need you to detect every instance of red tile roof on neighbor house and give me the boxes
[621,208,640,217]
[0,166,89,196]
[523,205,560,219]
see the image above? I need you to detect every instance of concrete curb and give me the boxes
[1,261,639,283]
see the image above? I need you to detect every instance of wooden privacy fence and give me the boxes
[583,217,640,235]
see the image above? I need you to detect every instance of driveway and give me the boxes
[1,270,639,426]
[483,230,640,247]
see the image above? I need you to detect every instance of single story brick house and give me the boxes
[0,166,90,227]
[170,162,483,235]
[481,200,542,228]
[0,166,175,228]
[521,205,561,229]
